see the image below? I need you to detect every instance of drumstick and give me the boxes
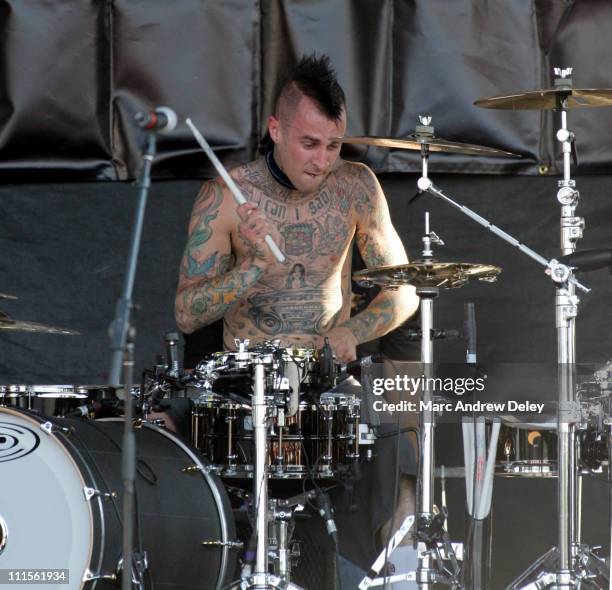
[186,118,286,263]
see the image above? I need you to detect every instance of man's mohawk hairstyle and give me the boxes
[276,53,346,122]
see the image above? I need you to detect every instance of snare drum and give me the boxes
[191,392,361,479]
[194,346,336,400]
[0,407,237,589]
[495,422,558,477]
[190,345,359,479]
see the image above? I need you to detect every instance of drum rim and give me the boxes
[0,384,110,399]
[0,408,236,589]
[192,397,349,411]
[498,415,558,430]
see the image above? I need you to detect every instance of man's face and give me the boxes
[268,95,346,194]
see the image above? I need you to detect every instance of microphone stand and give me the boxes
[107,130,157,590]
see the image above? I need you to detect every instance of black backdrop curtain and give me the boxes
[1,2,612,584]
[2,0,612,179]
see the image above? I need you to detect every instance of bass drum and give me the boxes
[0,407,237,589]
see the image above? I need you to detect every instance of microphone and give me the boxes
[318,337,336,388]
[135,106,178,133]
[165,331,182,378]
[464,302,477,364]
[316,492,338,545]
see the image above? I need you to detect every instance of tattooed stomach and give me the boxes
[223,287,347,348]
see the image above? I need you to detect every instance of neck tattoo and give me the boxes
[265,145,296,190]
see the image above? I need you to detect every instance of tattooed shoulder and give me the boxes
[344,162,378,217]
[193,179,224,216]
[180,180,231,281]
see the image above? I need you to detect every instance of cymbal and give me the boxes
[475,88,612,110]
[341,135,519,157]
[0,311,80,335]
[0,292,17,300]
[353,261,501,289]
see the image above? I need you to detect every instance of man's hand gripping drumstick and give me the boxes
[186,118,285,263]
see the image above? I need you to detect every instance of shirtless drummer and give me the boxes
[175,54,419,573]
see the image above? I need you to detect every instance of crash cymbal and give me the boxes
[0,311,80,335]
[0,292,17,300]
[341,135,519,157]
[353,261,501,289]
[475,88,612,110]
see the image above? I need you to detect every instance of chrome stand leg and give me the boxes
[253,362,268,577]
[417,289,438,589]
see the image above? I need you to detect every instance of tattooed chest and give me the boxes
[257,195,353,260]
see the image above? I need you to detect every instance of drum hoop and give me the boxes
[1,384,81,395]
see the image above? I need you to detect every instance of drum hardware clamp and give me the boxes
[39,422,71,436]
[145,418,166,429]
[83,487,118,502]
[181,464,210,474]
[82,569,117,583]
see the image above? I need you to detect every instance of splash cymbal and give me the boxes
[353,261,501,289]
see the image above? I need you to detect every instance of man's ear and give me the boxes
[268,114,281,144]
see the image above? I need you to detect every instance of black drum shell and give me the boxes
[191,400,361,480]
[0,408,237,590]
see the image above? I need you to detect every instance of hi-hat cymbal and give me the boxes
[0,311,80,335]
[353,261,501,289]
[341,135,519,157]
[475,88,612,110]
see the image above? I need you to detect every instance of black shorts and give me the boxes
[330,421,416,570]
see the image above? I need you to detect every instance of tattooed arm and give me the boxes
[317,165,418,361]
[174,179,272,334]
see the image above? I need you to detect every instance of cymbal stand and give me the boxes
[358,203,463,590]
[508,67,608,590]
[418,124,467,589]
[414,102,608,586]
[416,212,455,590]
[554,68,582,589]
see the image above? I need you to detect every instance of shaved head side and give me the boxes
[276,82,307,123]
[275,54,346,124]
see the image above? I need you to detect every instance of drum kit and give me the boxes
[1,66,612,590]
